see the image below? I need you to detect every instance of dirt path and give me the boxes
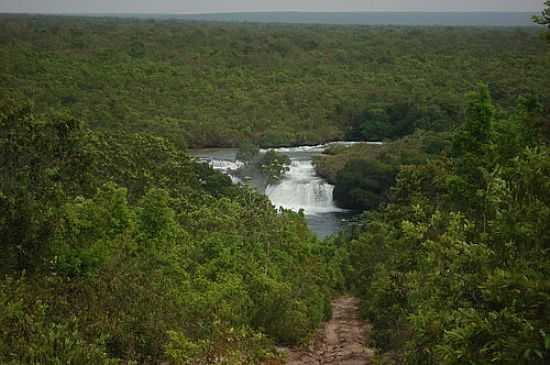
[286,296,374,365]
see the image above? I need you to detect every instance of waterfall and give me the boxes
[207,159,244,172]
[265,160,345,215]
[201,158,243,183]
[191,142,363,237]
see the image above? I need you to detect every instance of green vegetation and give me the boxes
[1,15,550,147]
[320,11,550,360]
[236,143,290,186]
[2,11,550,365]
[237,141,261,165]
[534,1,550,34]
[257,150,291,184]
[336,84,550,364]
[314,131,451,209]
[0,102,344,364]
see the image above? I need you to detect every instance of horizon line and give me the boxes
[0,10,541,15]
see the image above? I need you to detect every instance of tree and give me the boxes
[451,83,495,169]
[236,141,260,165]
[534,1,550,28]
[448,83,497,213]
[0,103,95,272]
[258,150,290,184]
[340,89,550,364]
[534,1,550,41]
[333,159,396,210]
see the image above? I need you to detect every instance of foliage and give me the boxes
[333,159,396,210]
[340,85,550,364]
[237,141,260,165]
[1,16,549,147]
[2,14,550,365]
[534,1,550,42]
[0,104,344,364]
[315,131,451,210]
[534,1,550,29]
[257,150,291,184]
[0,103,96,272]
[0,277,117,365]
[347,102,452,141]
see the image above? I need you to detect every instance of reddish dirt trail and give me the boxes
[286,296,374,365]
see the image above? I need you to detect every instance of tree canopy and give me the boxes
[334,83,550,365]
[0,103,345,364]
[1,15,549,147]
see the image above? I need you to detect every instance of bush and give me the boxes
[333,159,396,210]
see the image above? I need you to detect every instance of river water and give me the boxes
[191,143,359,238]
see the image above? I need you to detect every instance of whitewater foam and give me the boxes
[265,160,346,215]
[260,141,381,154]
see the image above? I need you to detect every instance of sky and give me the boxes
[0,0,544,14]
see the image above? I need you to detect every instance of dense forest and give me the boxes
[1,15,550,148]
[147,12,537,27]
[1,5,550,365]
[333,84,550,363]
[0,101,345,363]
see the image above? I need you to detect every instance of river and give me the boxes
[191,143,359,238]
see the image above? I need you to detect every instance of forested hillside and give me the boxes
[314,130,452,209]
[335,85,550,364]
[1,15,549,147]
[1,7,550,365]
[153,12,537,27]
[320,8,550,363]
[0,101,344,364]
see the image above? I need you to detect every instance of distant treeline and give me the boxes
[9,12,539,27]
[157,12,539,27]
[1,15,549,147]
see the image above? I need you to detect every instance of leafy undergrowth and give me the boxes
[314,131,451,210]
[0,102,345,364]
[335,84,550,364]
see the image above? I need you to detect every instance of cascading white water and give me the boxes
[191,142,371,237]
[201,158,243,183]
[265,160,345,215]
[207,159,244,172]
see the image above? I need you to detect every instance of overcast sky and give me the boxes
[0,0,544,14]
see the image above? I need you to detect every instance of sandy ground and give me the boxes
[285,296,374,365]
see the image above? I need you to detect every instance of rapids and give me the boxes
[191,143,360,238]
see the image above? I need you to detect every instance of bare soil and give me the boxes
[285,296,374,365]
